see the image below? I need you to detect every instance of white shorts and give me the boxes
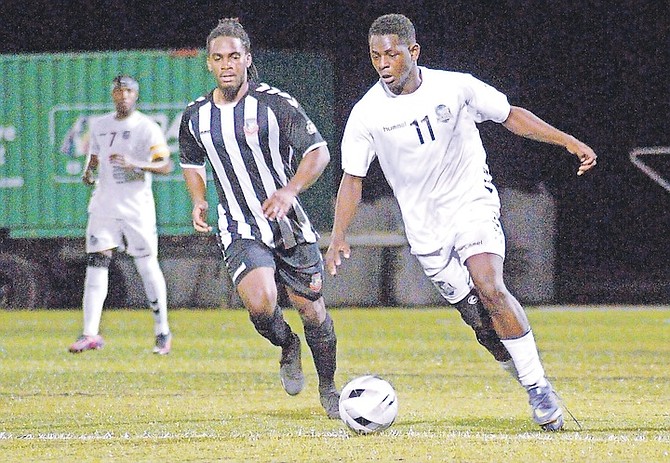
[86,213,158,257]
[415,207,505,304]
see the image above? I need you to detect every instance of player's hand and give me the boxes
[82,169,96,185]
[109,153,140,170]
[567,140,597,176]
[325,235,351,276]
[262,187,297,220]
[191,200,212,233]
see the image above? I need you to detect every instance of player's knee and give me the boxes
[242,288,277,316]
[474,280,509,308]
[87,252,112,268]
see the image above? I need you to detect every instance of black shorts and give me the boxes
[223,239,324,301]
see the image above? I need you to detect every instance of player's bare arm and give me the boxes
[108,152,174,175]
[325,173,364,276]
[82,153,99,185]
[262,145,330,220]
[503,105,597,176]
[182,166,212,233]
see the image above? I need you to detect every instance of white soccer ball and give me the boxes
[339,375,398,434]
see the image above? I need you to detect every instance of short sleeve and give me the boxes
[340,104,376,177]
[146,120,169,161]
[464,74,511,124]
[272,93,326,156]
[178,107,206,167]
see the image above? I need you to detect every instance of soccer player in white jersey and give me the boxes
[325,14,597,431]
[179,19,340,419]
[69,75,174,355]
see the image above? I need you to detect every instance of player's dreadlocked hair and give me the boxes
[368,13,416,46]
[206,17,259,81]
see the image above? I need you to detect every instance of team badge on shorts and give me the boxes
[309,273,323,292]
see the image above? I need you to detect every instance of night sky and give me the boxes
[2,0,669,302]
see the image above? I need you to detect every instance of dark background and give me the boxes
[1,0,668,303]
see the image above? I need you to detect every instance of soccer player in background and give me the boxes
[179,18,340,419]
[325,13,597,431]
[69,75,173,355]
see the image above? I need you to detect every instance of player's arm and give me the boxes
[110,145,174,175]
[182,166,211,233]
[325,173,364,276]
[142,148,174,175]
[502,105,597,176]
[82,153,99,185]
[262,145,330,220]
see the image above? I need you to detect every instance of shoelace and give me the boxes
[552,384,583,431]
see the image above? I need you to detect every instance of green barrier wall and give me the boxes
[0,49,334,238]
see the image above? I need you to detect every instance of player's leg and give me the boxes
[70,215,119,353]
[277,242,339,419]
[123,218,171,353]
[225,239,303,395]
[459,213,563,431]
[416,248,515,372]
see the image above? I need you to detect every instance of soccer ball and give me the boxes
[338,375,398,434]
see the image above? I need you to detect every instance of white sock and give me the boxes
[499,359,520,383]
[82,266,108,336]
[134,255,170,335]
[501,330,548,388]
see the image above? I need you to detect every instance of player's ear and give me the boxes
[409,42,421,62]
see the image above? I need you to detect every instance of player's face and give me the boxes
[369,34,420,95]
[112,87,138,118]
[207,36,252,102]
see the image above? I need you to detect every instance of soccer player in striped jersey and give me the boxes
[179,18,339,419]
[69,75,174,355]
[326,14,597,431]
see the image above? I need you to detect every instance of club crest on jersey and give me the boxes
[435,104,452,123]
[309,273,323,292]
[243,119,259,135]
[305,120,317,135]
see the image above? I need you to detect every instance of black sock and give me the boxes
[304,313,337,391]
[249,306,293,347]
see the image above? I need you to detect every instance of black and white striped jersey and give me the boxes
[179,83,326,250]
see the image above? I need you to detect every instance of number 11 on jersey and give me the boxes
[411,115,435,145]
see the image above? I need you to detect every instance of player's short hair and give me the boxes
[112,75,139,92]
[207,18,251,54]
[368,14,416,45]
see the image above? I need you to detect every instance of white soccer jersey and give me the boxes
[341,67,511,254]
[87,111,169,219]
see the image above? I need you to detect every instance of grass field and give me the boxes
[1,306,669,462]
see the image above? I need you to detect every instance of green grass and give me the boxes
[1,306,669,462]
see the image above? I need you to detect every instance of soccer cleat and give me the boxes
[68,334,104,353]
[526,381,564,431]
[153,332,172,355]
[319,386,341,419]
[279,333,304,395]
